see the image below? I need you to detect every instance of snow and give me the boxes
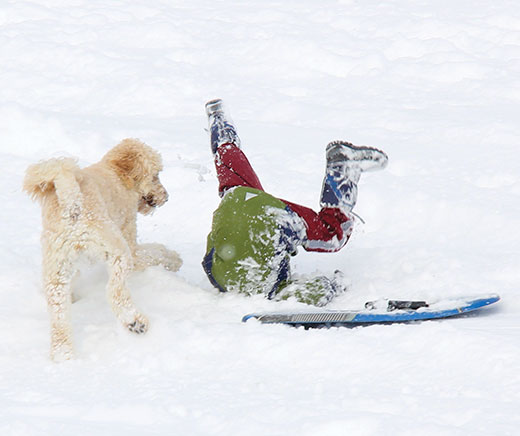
[1,0,519,434]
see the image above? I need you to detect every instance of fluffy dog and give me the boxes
[23,138,182,361]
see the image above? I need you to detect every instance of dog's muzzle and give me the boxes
[143,192,168,208]
[143,194,157,208]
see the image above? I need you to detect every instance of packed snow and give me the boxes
[1,0,519,434]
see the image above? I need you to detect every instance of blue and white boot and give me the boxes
[205,99,241,154]
[320,141,388,214]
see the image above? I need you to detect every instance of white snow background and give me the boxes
[1,0,519,435]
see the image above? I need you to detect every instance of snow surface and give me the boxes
[1,0,519,434]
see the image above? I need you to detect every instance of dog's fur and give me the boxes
[23,138,182,361]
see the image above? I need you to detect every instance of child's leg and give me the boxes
[280,141,388,254]
[206,99,264,195]
[281,199,354,253]
[215,145,264,195]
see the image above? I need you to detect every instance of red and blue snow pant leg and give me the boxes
[214,143,264,195]
[214,144,353,251]
[281,200,353,253]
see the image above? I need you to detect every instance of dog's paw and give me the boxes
[162,250,183,272]
[51,342,75,362]
[127,314,149,334]
[134,244,182,272]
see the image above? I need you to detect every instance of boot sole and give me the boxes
[205,99,224,117]
[326,141,388,171]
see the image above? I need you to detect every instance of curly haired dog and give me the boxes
[23,138,182,361]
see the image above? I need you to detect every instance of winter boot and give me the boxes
[320,141,388,214]
[205,99,241,153]
[275,271,347,307]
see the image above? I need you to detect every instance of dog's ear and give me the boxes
[109,149,144,188]
[104,139,159,189]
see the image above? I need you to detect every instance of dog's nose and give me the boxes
[144,194,156,207]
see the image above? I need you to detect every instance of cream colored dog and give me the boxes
[23,138,182,361]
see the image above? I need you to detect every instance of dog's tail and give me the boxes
[23,158,83,221]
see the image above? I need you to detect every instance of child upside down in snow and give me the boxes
[202,99,388,306]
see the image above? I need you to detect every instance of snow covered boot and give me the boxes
[320,141,388,214]
[275,270,347,307]
[205,98,241,154]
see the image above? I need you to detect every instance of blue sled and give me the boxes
[242,294,500,327]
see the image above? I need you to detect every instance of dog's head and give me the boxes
[103,138,168,215]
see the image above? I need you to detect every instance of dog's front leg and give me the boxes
[121,221,182,273]
[133,243,183,272]
[43,257,75,362]
[106,252,149,334]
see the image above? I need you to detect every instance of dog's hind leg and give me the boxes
[42,250,75,362]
